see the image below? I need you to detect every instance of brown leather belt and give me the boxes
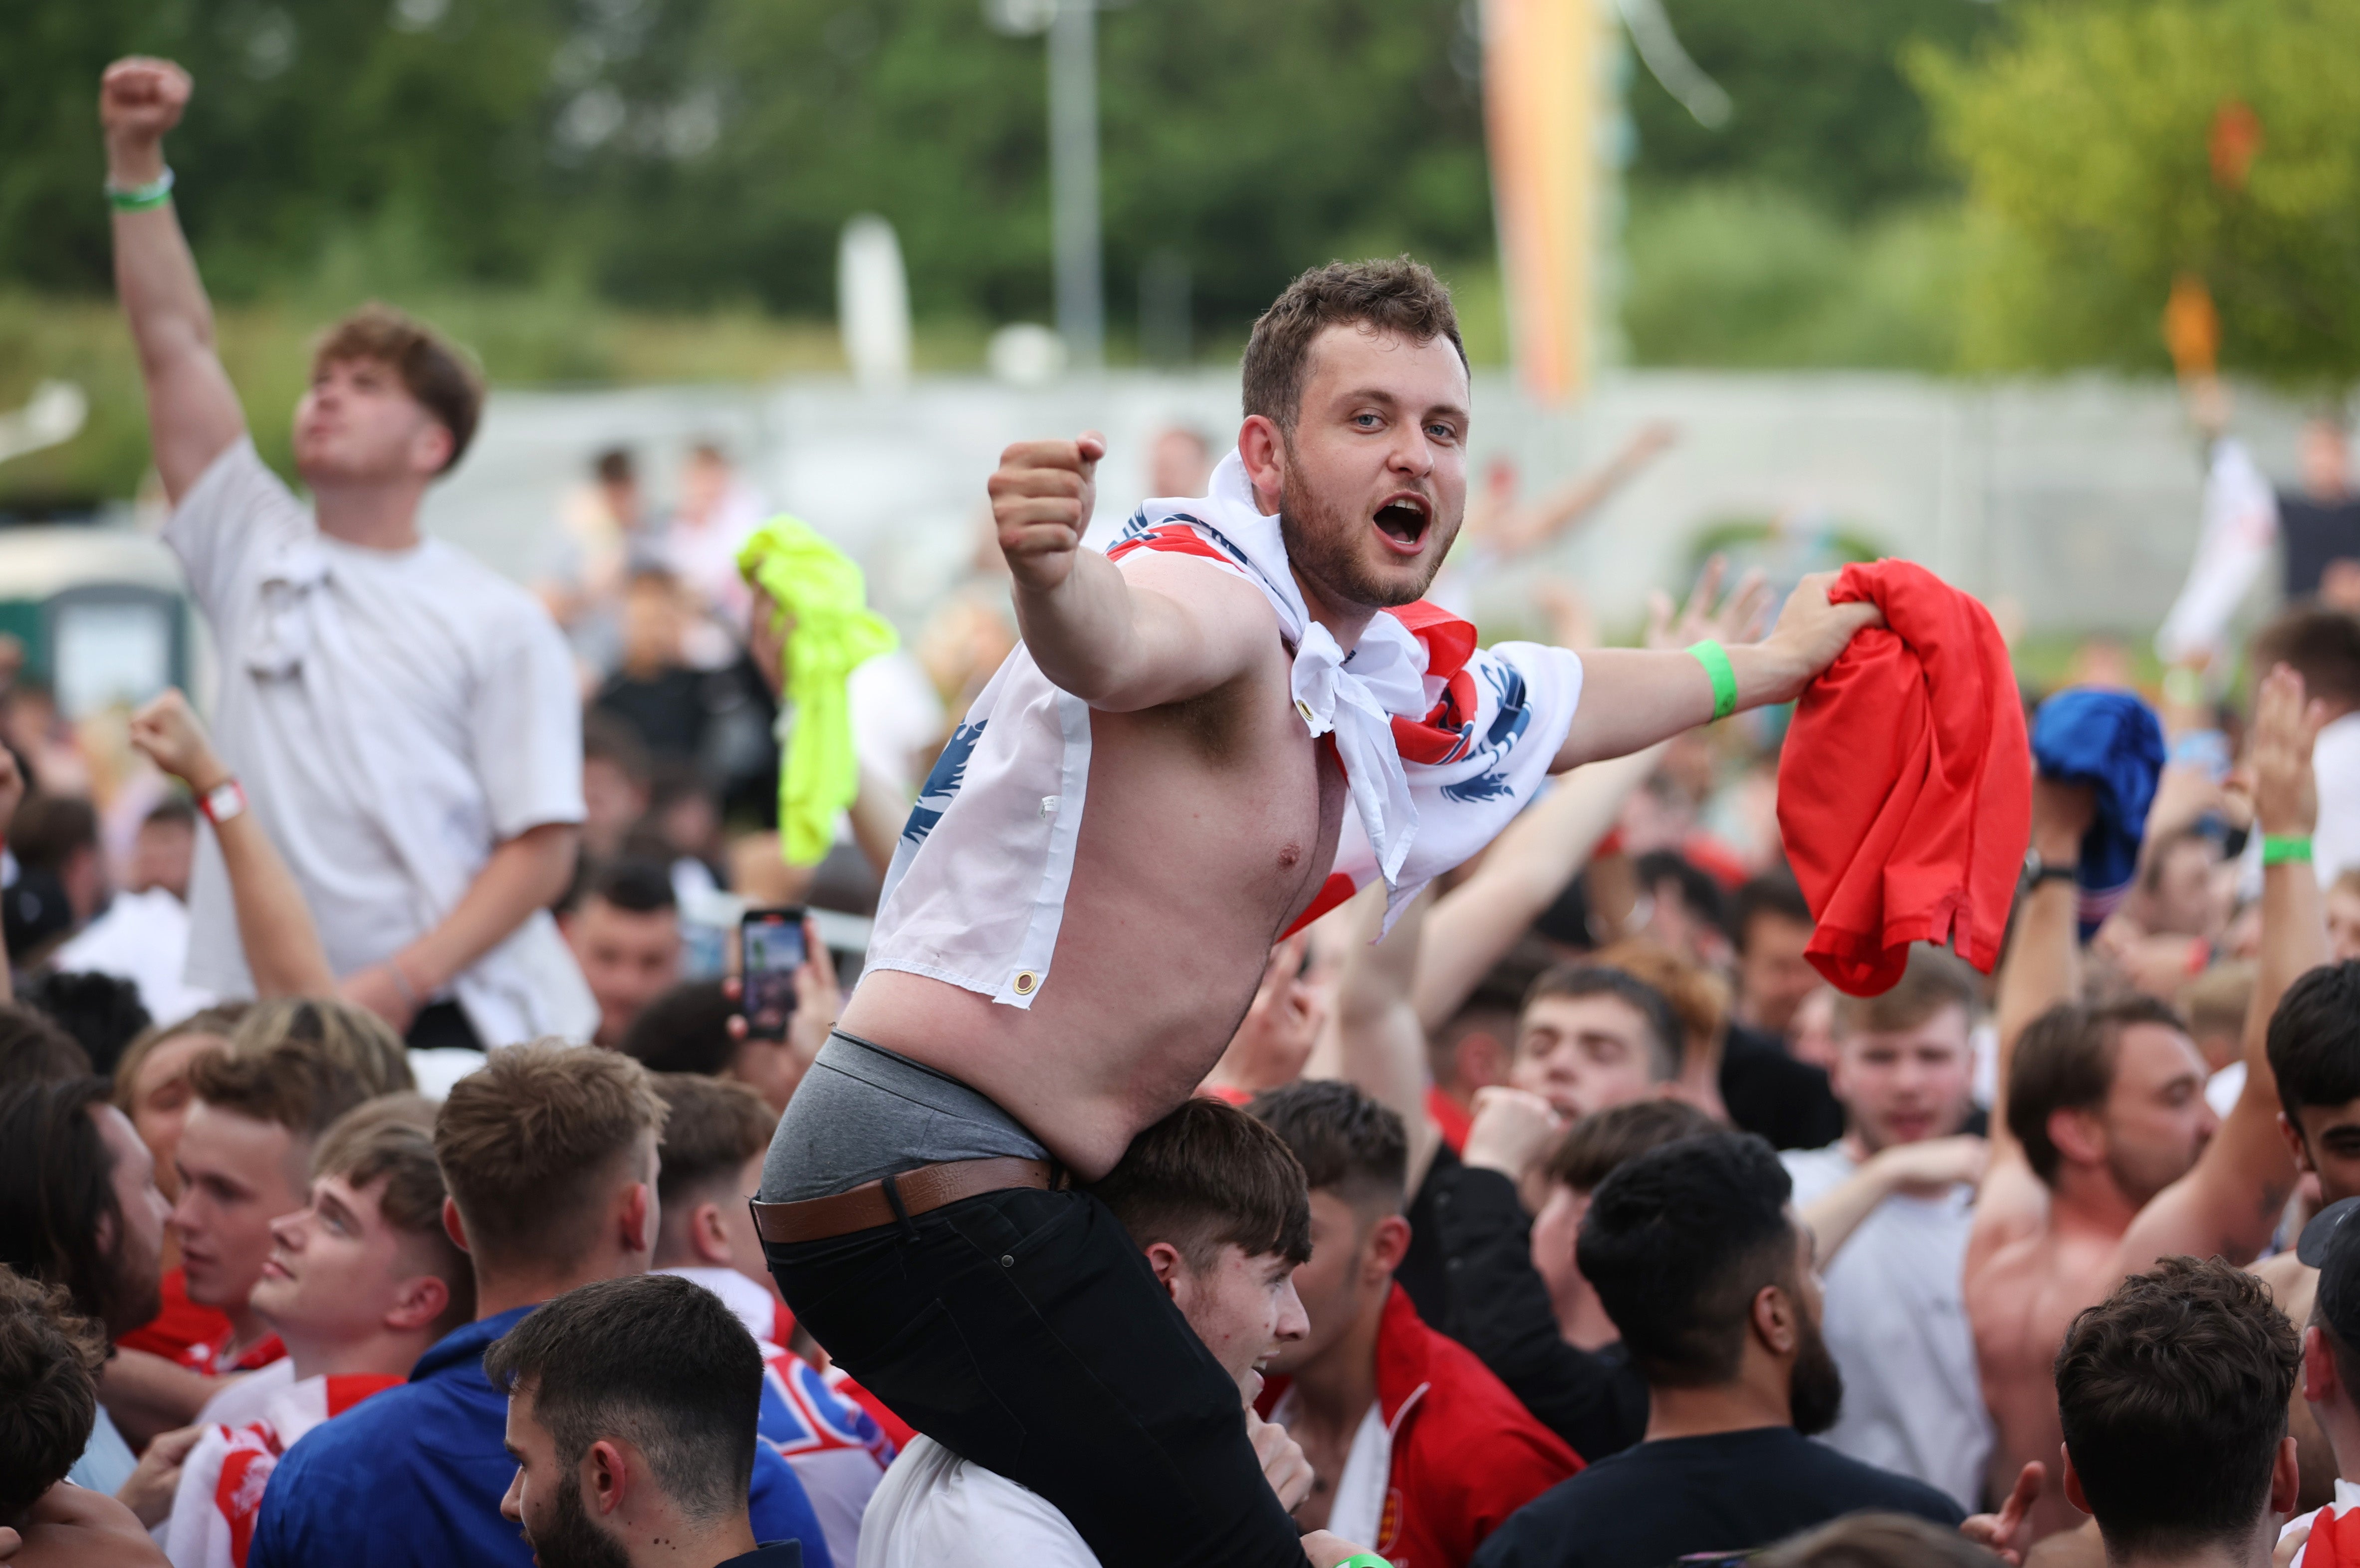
[748,1156,1060,1246]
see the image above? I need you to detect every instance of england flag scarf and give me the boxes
[865,451,1581,1008]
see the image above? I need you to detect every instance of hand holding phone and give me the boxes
[739,906,810,1042]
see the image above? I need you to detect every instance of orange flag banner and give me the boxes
[1483,0,1608,404]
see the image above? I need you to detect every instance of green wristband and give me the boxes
[1688,639,1738,722]
[1333,1557,1393,1568]
[105,167,175,212]
[2262,834,2314,867]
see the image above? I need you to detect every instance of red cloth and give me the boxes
[118,1267,236,1363]
[1776,560,2029,996]
[1260,1285,1581,1567]
[1426,1084,1473,1156]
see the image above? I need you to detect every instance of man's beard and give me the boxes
[522,1470,634,1568]
[1275,439,1450,611]
[106,1238,163,1341]
[1788,1307,1846,1438]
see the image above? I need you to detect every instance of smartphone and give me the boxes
[739,906,809,1042]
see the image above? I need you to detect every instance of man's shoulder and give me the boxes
[1787,1432,1968,1523]
[1779,1143,1855,1201]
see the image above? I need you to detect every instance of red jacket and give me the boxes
[1262,1285,1582,1568]
[1777,560,2029,995]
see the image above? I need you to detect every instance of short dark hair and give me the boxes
[8,794,97,872]
[1523,964,1683,1082]
[2055,1256,2298,1556]
[594,447,635,486]
[1636,851,1734,944]
[0,1002,90,1087]
[482,1273,761,1524]
[652,1073,774,1212]
[1753,1512,1997,1568]
[582,710,654,785]
[1240,258,1466,433]
[2253,607,2360,710]
[19,972,151,1079]
[1734,871,1813,954]
[1545,1098,1724,1193]
[2268,962,2360,1124]
[0,1265,108,1520]
[617,981,738,1076]
[143,798,197,832]
[0,1077,153,1335]
[1577,1131,1796,1386]
[1247,1079,1409,1215]
[580,856,677,917]
[312,302,485,473]
[2007,997,2188,1186]
[1831,945,1980,1040]
[1093,1097,1312,1274]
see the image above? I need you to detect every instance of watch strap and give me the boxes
[198,778,247,826]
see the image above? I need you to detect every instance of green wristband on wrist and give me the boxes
[105,167,175,212]
[2262,834,2314,867]
[1333,1557,1393,1568]
[1688,639,1738,722]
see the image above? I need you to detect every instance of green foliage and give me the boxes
[1629,0,1998,216]
[1621,183,1962,369]
[1917,0,2360,386]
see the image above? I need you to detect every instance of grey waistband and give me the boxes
[759,1030,1049,1205]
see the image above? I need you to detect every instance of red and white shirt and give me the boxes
[868,451,1582,1010]
[2287,1479,2360,1567]
[163,1370,401,1568]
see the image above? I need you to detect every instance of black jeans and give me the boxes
[764,1182,1305,1568]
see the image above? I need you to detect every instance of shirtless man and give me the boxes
[751,258,1877,1568]
[1967,664,2326,1542]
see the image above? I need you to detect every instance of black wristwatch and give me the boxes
[2024,848,2077,886]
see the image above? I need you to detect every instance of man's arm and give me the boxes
[129,690,335,998]
[2116,664,2325,1270]
[1801,1135,1987,1261]
[100,58,245,504]
[1327,885,1444,1192]
[1420,558,1763,1025]
[1552,570,1881,771]
[1970,778,2095,1258]
[339,822,579,1031]
[1487,421,1676,556]
[988,436,1273,711]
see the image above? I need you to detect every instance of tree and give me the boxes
[1917,0,2360,387]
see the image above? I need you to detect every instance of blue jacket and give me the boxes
[249,1304,831,1568]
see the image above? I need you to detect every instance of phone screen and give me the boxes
[739,907,808,1042]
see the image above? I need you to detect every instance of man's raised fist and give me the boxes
[100,57,192,148]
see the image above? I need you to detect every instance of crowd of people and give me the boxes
[10,48,2360,1568]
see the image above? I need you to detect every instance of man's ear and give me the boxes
[2048,1108,2107,1171]
[410,419,456,479]
[619,1182,653,1258]
[2306,1324,2342,1405]
[1237,415,1286,516]
[2060,1445,2092,1518]
[2280,1111,2319,1175]
[1366,1214,1413,1281]
[583,1437,631,1519]
[1454,1032,1509,1092]
[692,1201,733,1266]
[1749,1282,1799,1357]
[1143,1241,1186,1304]
[2272,1432,2304,1516]
[384,1273,451,1333]
[443,1196,472,1255]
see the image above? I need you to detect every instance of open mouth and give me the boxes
[1372,495,1431,555]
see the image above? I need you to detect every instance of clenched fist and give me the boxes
[100,57,191,184]
[988,433,1104,595]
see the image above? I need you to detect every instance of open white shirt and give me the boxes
[165,441,594,1046]
[1783,1143,1993,1512]
[856,1436,1099,1568]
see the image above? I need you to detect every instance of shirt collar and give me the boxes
[411,1303,539,1382]
[711,1544,804,1568]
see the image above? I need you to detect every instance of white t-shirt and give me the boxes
[165,441,595,1046]
[55,886,214,1024]
[2313,712,2360,888]
[1783,1143,1993,1512]
[856,1436,1098,1568]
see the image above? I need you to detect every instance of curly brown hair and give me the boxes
[1240,257,1465,433]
